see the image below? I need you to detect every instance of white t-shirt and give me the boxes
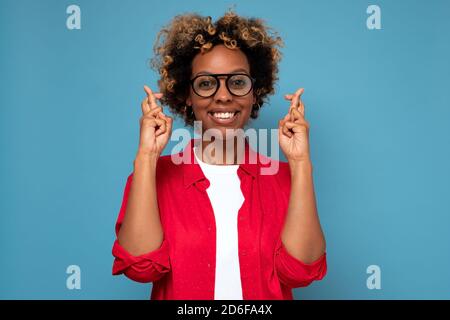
[193,146,244,300]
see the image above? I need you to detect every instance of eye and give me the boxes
[199,80,213,88]
[231,79,245,86]
[195,76,216,90]
[229,76,249,88]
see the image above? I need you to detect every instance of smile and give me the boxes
[207,111,240,125]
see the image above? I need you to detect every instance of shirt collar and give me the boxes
[182,137,259,188]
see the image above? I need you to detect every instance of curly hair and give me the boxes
[150,10,284,127]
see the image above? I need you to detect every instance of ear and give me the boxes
[186,95,192,107]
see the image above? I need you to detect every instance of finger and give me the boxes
[283,123,293,138]
[164,116,173,137]
[298,98,305,117]
[141,117,166,135]
[284,94,293,100]
[291,88,304,110]
[154,106,170,121]
[290,106,303,122]
[281,111,291,124]
[141,97,151,115]
[287,107,294,122]
[284,121,302,134]
[165,115,173,130]
[287,89,303,120]
[140,116,157,129]
[154,118,167,136]
[285,119,310,131]
[144,85,158,110]
[148,106,163,118]
[153,92,164,114]
[279,119,293,138]
[160,113,171,122]
[278,119,287,137]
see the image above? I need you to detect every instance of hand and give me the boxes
[137,85,173,158]
[278,88,311,163]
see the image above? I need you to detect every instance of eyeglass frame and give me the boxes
[189,73,256,98]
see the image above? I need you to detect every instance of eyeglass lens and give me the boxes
[192,74,252,97]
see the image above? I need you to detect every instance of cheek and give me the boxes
[189,91,210,110]
[238,96,255,114]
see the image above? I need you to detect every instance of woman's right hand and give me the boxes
[137,85,173,158]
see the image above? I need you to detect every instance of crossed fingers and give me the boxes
[141,85,168,136]
[280,88,310,138]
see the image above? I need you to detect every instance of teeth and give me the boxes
[212,112,236,119]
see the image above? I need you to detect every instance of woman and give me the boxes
[112,10,327,300]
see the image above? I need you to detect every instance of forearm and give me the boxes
[117,153,164,256]
[281,160,326,263]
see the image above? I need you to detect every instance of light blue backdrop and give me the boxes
[1,0,449,299]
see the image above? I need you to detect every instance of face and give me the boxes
[186,44,256,139]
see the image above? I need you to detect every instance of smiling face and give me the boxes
[186,44,256,139]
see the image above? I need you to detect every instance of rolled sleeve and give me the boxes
[111,173,171,283]
[112,238,171,283]
[274,237,327,288]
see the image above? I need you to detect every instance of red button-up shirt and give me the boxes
[112,138,327,300]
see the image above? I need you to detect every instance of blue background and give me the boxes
[1,0,449,299]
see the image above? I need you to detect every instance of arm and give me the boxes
[118,84,172,256]
[275,88,327,288]
[117,153,164,256]
[112,85,173,283]
[112,157,171,283]
[281,160,326,264]
[278,87,326,264]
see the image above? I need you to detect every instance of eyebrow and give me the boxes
[194,68,250,76]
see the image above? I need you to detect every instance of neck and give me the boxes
[196,136,246,165]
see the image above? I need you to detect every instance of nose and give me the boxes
[214,78,232,103]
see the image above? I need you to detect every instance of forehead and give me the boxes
[191,44,250,75]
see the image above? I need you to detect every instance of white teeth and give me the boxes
[212,112,236,119]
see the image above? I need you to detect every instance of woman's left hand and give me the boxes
[278,88,311,163]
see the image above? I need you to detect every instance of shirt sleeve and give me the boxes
[274,237,327,288]
[111,173,171,283]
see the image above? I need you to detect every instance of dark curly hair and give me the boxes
[150,9,284,127]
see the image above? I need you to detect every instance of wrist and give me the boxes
[288,158,313,175]
[134,151,160,169]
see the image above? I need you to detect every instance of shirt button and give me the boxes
[207,263,211,268]
[241,251,246,256]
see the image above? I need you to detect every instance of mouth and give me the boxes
[207,110,240,125]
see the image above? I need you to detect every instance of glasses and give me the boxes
[190,73,256,98]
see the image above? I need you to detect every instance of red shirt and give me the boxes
[112,138,327,300]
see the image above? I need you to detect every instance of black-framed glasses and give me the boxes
[190,73,256,98]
